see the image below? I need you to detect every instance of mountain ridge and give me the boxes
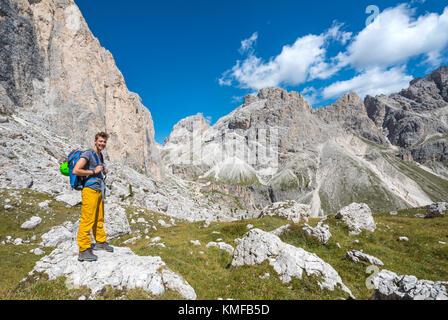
[163,66,448,216]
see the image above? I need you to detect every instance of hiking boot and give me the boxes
[93,241,114,252]
[78,248,98,262]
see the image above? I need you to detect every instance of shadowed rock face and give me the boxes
[0,0,45,113]
[0,0,163,179]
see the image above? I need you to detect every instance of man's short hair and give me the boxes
[95,132,110,141]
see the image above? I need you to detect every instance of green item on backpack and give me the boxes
[60,161,69,176]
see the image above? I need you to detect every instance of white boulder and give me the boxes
[21,216,42,230]
[231,228,353,298]
[40,221,77,247]
[345,250,384,266]
[371,270,448,300]
[30,242,196,300]
[335,203,376,235]
[104,203,131,239]
[426,202,447,218]
[302,221,331,244]
[55,190,82,207]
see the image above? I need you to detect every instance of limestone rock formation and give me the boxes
[364,66,448,178]
[302,220,331,244]
[231,228,353,298]
[426,202,447,218]
[40,221,77,248]
[335,203,376,235]
[0,0,163,179]
[345,250,384,266]
[21,216,42,230]
[370,269,448,300]
[31,241,197,299]
[313,92,388,146]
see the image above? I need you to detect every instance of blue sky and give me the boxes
[75,0,448,144]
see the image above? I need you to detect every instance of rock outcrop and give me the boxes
[345,250,384,266]
[371,269,448,300]
[21,216,42,230]
[426,202,447,218]
[31,241,197,299]
[231,228,353,298]
[335,203,376,235]
[302,220,331,244]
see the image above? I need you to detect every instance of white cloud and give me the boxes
[219,23,350,90]
[219,3,448,104]
[337,4,448,70]
[322,66,413,99]
[239,32,258,54]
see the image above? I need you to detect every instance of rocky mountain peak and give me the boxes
[397,65,448,110]
[256,87,310,110]
[164,113,210,145]
[338,91,364,105]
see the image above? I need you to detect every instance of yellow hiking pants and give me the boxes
[77,187,107,252]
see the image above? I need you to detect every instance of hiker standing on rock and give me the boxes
[73,132,114,262]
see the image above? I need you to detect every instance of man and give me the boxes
[73,132,114,262]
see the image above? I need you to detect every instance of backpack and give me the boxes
[67,149,103,190]
[67,149,86,190]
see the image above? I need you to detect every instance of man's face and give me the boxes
[95,137,107,151]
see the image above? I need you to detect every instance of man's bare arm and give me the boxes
[73,158,103,177]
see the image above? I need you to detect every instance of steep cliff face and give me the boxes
[0,0,163,179]
[313,92,389,146]
[0,0,45,114]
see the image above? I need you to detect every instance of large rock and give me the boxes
[302,220,331,244]
[30,242,196,299]
[231,228,353,298]
[40,221,77,247]
[103,203,131,239]
[426,202,447,218]
[345,250,384,266]
[21,216,42,230]
[335,203,376,235]
[55,190,82,207]
[371,269,448,300]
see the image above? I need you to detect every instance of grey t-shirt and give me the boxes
[80,149,105,191]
